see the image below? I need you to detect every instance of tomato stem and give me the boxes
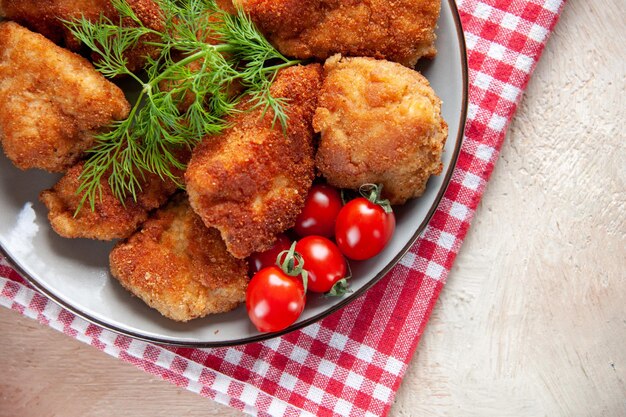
[324,258,352,297]
[327,278,351,297]
[359,184,393,213]
[277,242,309,292]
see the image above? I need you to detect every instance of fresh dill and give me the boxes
[63,0,299,212]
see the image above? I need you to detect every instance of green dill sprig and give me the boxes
[64,0,299,212]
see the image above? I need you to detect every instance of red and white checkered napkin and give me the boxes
[0,1,564,415]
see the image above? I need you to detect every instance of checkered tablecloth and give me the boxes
[0,1,565,415]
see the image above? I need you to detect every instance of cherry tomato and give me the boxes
[246,266,305,332]
[248,234,292,275]
[294,184,343,238]
[335,198,396,260]
[295,236,347,293]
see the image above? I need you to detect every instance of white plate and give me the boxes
[0,0,467,346]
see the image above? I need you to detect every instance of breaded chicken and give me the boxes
[40,161,180,240]
[0,0,163,72]
[0,0,112,48]
[109,194,248,322]
[314,56,448,205]
[185,64,322,259]
[239,0,440,67]
[0,22,130,172]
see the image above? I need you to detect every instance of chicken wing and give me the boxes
[40,161,180,240]
[185,64,322,259]
[0,0,163,72]
[109,194,248,322]
[239,0,440,67]
[0,22,130,172]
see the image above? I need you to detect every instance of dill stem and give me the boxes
[126,87,147,124]
[148,44,232,87]
[126,70,145,86]
[261,60,301,73]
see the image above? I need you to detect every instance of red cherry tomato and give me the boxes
[335,198,396,260]
[294,184,343,238]
[295,236,347,293]
[248,234,292,275]
[246,266,305,332]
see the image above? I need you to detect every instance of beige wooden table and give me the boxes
[1,1,624,416]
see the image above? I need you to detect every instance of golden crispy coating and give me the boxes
[0,0,163,72]
[0,0,110,47]
[0,22,130,172]
[239,0,440,67]
[185,64,322,258]
[109,195,248,322]
[314,56,448,205]
[40,161,179,240]
[215,0,237,13]
[110,0,164,72]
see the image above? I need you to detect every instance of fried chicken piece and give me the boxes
[239,0,440,67]
[109,194,248,322]
[314,56,448,205]
[185,64,322,259]
[0,0,163,72]
[40,161,180,240]
[0,22,130,172]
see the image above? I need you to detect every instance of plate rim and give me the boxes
[0,0,468,347]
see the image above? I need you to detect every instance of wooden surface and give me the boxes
[1,1,625,416]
